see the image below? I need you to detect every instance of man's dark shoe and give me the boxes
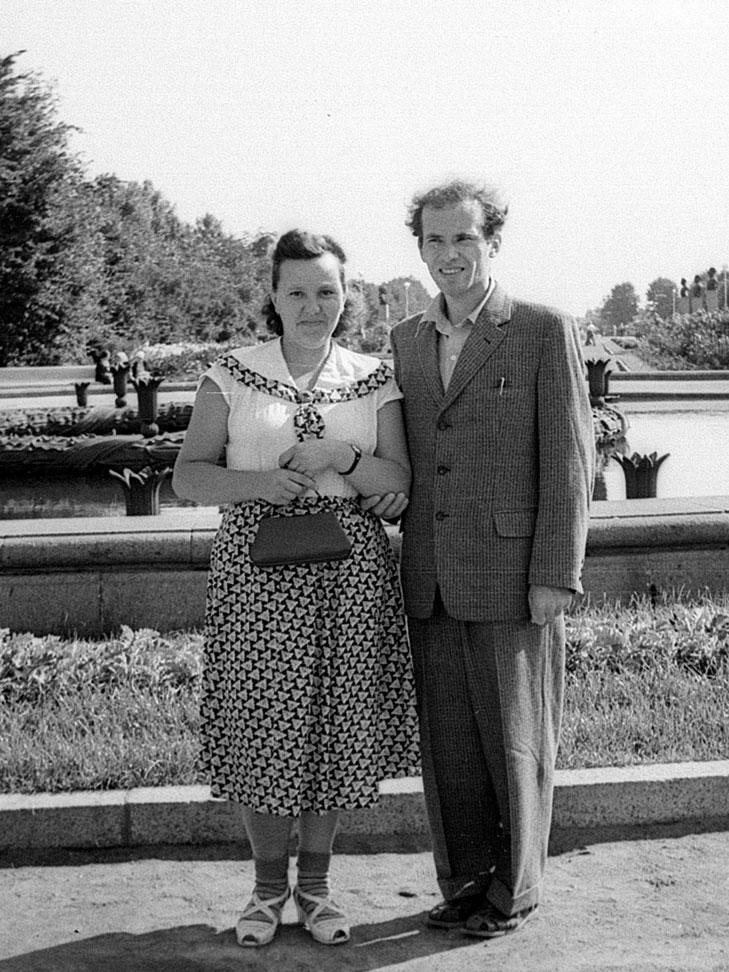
[426,891,489,929]
[462,901,538,938]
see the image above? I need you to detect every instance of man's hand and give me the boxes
[360,491,409,520]
[528,585,573,625]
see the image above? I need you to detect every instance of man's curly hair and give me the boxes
[406,179,509,246]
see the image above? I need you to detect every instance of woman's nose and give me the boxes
[304,294,321,312]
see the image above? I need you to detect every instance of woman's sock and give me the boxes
[296,850,331,905]
[241,807,293,902]
[253,855,290,902]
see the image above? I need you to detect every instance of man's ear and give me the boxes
[488,232,502,257]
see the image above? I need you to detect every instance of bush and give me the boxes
[565,596,729,677]
[0,626,202,705]
[134,340,254,381]
[2,594,728,793]
[634,308,729,369]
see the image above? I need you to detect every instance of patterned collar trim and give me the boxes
[217,353,394,406]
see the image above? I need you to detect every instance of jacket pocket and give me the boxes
[493,507,537,537]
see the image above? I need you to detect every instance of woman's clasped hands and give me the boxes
[259,466,317,505]
[278,440,350,479]
[257,440,339,506]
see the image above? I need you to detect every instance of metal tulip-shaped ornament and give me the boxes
[109,465,172,515]
[614,451,670,499]
[110,352,131,408]
[585,358,613,405]
[131,373,164,437]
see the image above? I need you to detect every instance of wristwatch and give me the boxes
[342,444,362,475]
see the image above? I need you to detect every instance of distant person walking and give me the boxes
[585,321,598,345]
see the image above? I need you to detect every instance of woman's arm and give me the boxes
[172,377,316,506]
[278,400,411,496]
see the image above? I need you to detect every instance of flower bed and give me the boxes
[0,402,192,438]
[0,432,184,475]
[1,593,727,793]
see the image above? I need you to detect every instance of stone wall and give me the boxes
[1,498,729,635]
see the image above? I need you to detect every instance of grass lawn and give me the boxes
[1,593,727,794]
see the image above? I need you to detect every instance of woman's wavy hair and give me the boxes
[406,179,509,246]
[262,229,356,336]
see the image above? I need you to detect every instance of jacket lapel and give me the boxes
[414,317,446,405]
[440,284,513,411]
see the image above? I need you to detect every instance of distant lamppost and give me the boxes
[671,283,677,316]
[723,264,728,309]
[357,274,367,337]
[378,285,390,326]
[403,280,411,318]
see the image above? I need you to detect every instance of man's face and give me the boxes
[419,200,500,306]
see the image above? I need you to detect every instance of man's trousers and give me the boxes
[408,595,565,916]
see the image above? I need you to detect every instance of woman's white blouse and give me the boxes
[200,338,402,498]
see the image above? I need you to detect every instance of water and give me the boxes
[0,474,200,519]
[1,403,728,516]
[603,404,729,499]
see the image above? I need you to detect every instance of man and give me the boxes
[371,179,594,938]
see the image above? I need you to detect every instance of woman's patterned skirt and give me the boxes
[200,495,420,815]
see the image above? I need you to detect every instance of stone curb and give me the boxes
[1,762,727,857]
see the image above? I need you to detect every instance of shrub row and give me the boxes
[2,596,728,707]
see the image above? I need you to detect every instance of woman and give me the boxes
[173,229,419,948]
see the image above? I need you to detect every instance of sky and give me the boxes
[3,0,729,316]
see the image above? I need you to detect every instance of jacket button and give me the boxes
[436,418,451,431]
[434,511,450,521]
[436,464,450,475]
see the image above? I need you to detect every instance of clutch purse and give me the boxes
[249,511,352,567]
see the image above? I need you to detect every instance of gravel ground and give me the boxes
[2,832,729,971]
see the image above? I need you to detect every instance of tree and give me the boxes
[70,178,272,352]
[379,277,431,323]
[179,216,271,342]
[646,277,676,320]
[0,51,86,364]
[599,282,639,333]
[0,53,434,363]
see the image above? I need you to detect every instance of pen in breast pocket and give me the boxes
[499,376,506,396]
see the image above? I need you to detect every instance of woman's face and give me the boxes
[273,254,346,355]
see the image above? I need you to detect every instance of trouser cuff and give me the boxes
[487,874,541,916]
[438,871,493,902]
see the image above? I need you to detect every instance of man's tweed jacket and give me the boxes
[390,283,595,623]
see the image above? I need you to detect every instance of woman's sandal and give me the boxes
[293,885,351,945]
[235,887,290,947]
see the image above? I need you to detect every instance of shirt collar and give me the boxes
[422,280,496,336]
